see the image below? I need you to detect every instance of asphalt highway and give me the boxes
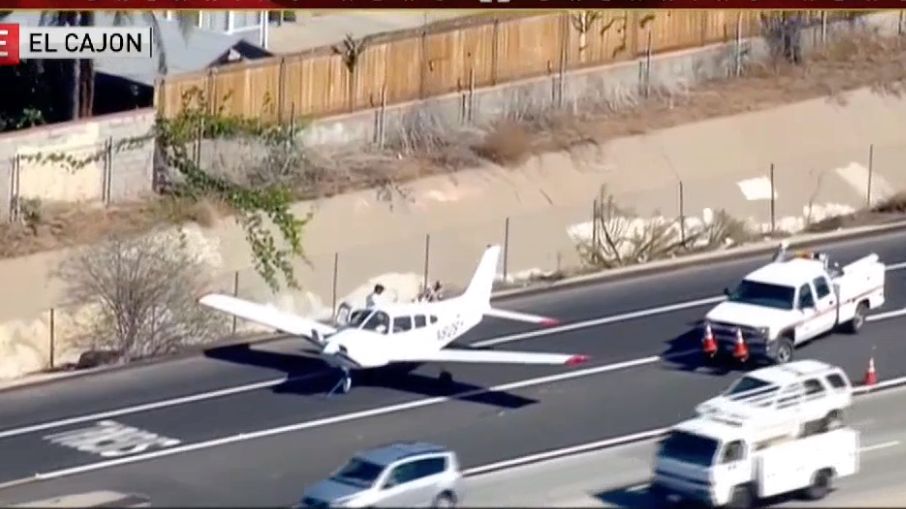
[465,385,906,507]
[1,230,906,505]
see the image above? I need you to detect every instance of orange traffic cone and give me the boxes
[702,324,717,357]
[864,356,878,386]
[732,328,749,362]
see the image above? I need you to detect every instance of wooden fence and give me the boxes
[154,10,836,122]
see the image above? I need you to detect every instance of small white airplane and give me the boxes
[198,244,589,395]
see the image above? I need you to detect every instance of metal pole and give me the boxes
[592,198,599,265]
[735,12,743,77]
[867,144,874,208]
[503,217,510,282]
[423,234,430,291]
[770,163,776,235]
[332,252,339,317]
[49,307,55,370]
[679,181,686,245]
[231,271,239,335]
[645,29,652,98]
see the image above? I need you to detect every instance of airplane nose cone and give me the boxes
[322,341,341,355]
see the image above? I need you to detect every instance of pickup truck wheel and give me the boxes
[727,485,753,509]
[804,469,833,500]
[432,492,456,508]
[845,302,869,334]
[774,338,794,364]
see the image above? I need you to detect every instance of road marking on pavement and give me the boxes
[861,440,900,453]
[0,296,731,440]
[3,260,906,442]
[44,420,180,458]
[867,307,906,322]
[10,356,662,483]
[474,296,725,348]
[5,372,906,490]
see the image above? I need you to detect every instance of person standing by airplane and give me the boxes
[366,284,386,308]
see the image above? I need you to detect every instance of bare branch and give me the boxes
[55,229,228,363]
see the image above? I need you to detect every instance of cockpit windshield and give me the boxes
[361,311,390,333]
[347,309,373,329]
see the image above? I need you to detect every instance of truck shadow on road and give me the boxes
[595,483,829,508]
[203,343,537,409]
[660,327,757,378]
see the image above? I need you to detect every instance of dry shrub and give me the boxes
[0,196,229,259]
[872,191,906,213]
[56,230,228,363]
[474,121,532,167]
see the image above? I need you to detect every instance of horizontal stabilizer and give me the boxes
[399,347,588,366]
[198,293,336,344]
[485,307,560,327]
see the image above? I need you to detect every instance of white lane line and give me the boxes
[861,440,901,453]
[4,262,906,442]
[867,307,906,322]
[474,296,725,348]
[9,368,906,487]
[0,297,726,440]
[3,260,906,442]
[21,356,662,482]
[0,374,326,440]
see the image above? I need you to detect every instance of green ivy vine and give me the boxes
[21,86,311,293]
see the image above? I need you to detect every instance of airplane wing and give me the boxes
[198,293,337,346]
[398,347,589,366]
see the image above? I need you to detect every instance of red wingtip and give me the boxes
[565,354,590,366]
[540,318,561,328]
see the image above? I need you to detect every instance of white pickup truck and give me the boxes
[703,245,886,364]
[650,416,860,509]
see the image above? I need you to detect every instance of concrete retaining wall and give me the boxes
[0,108,156,221]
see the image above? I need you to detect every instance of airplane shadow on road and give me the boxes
[203,343,538,409]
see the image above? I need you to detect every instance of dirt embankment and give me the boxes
[3,28,906,260]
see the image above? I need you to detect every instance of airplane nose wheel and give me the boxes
[439,370,453,387]
[328,368,353,397]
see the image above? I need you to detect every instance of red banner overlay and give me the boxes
[1,0,904,7]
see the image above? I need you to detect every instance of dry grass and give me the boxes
[474,121,533,167]
[4,27,906,261]
[0,196,231,259]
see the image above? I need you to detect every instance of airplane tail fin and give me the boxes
[462,244,501,308]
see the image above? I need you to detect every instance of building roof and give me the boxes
[356,442,450,466]
[4,11,270,87]
[744,258,827,287]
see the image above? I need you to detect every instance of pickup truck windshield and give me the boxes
[728,280,795,310]
[658,431,719,467]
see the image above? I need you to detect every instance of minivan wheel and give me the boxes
[432,492,456,508]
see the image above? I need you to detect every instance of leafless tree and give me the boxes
[56,230,227,363]
[576,187,753,269]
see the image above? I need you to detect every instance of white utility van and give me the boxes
[650,417,860,509]
[704,244,885,364]
[695,360,853,441]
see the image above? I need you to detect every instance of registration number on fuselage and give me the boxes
[437,315,465,342]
